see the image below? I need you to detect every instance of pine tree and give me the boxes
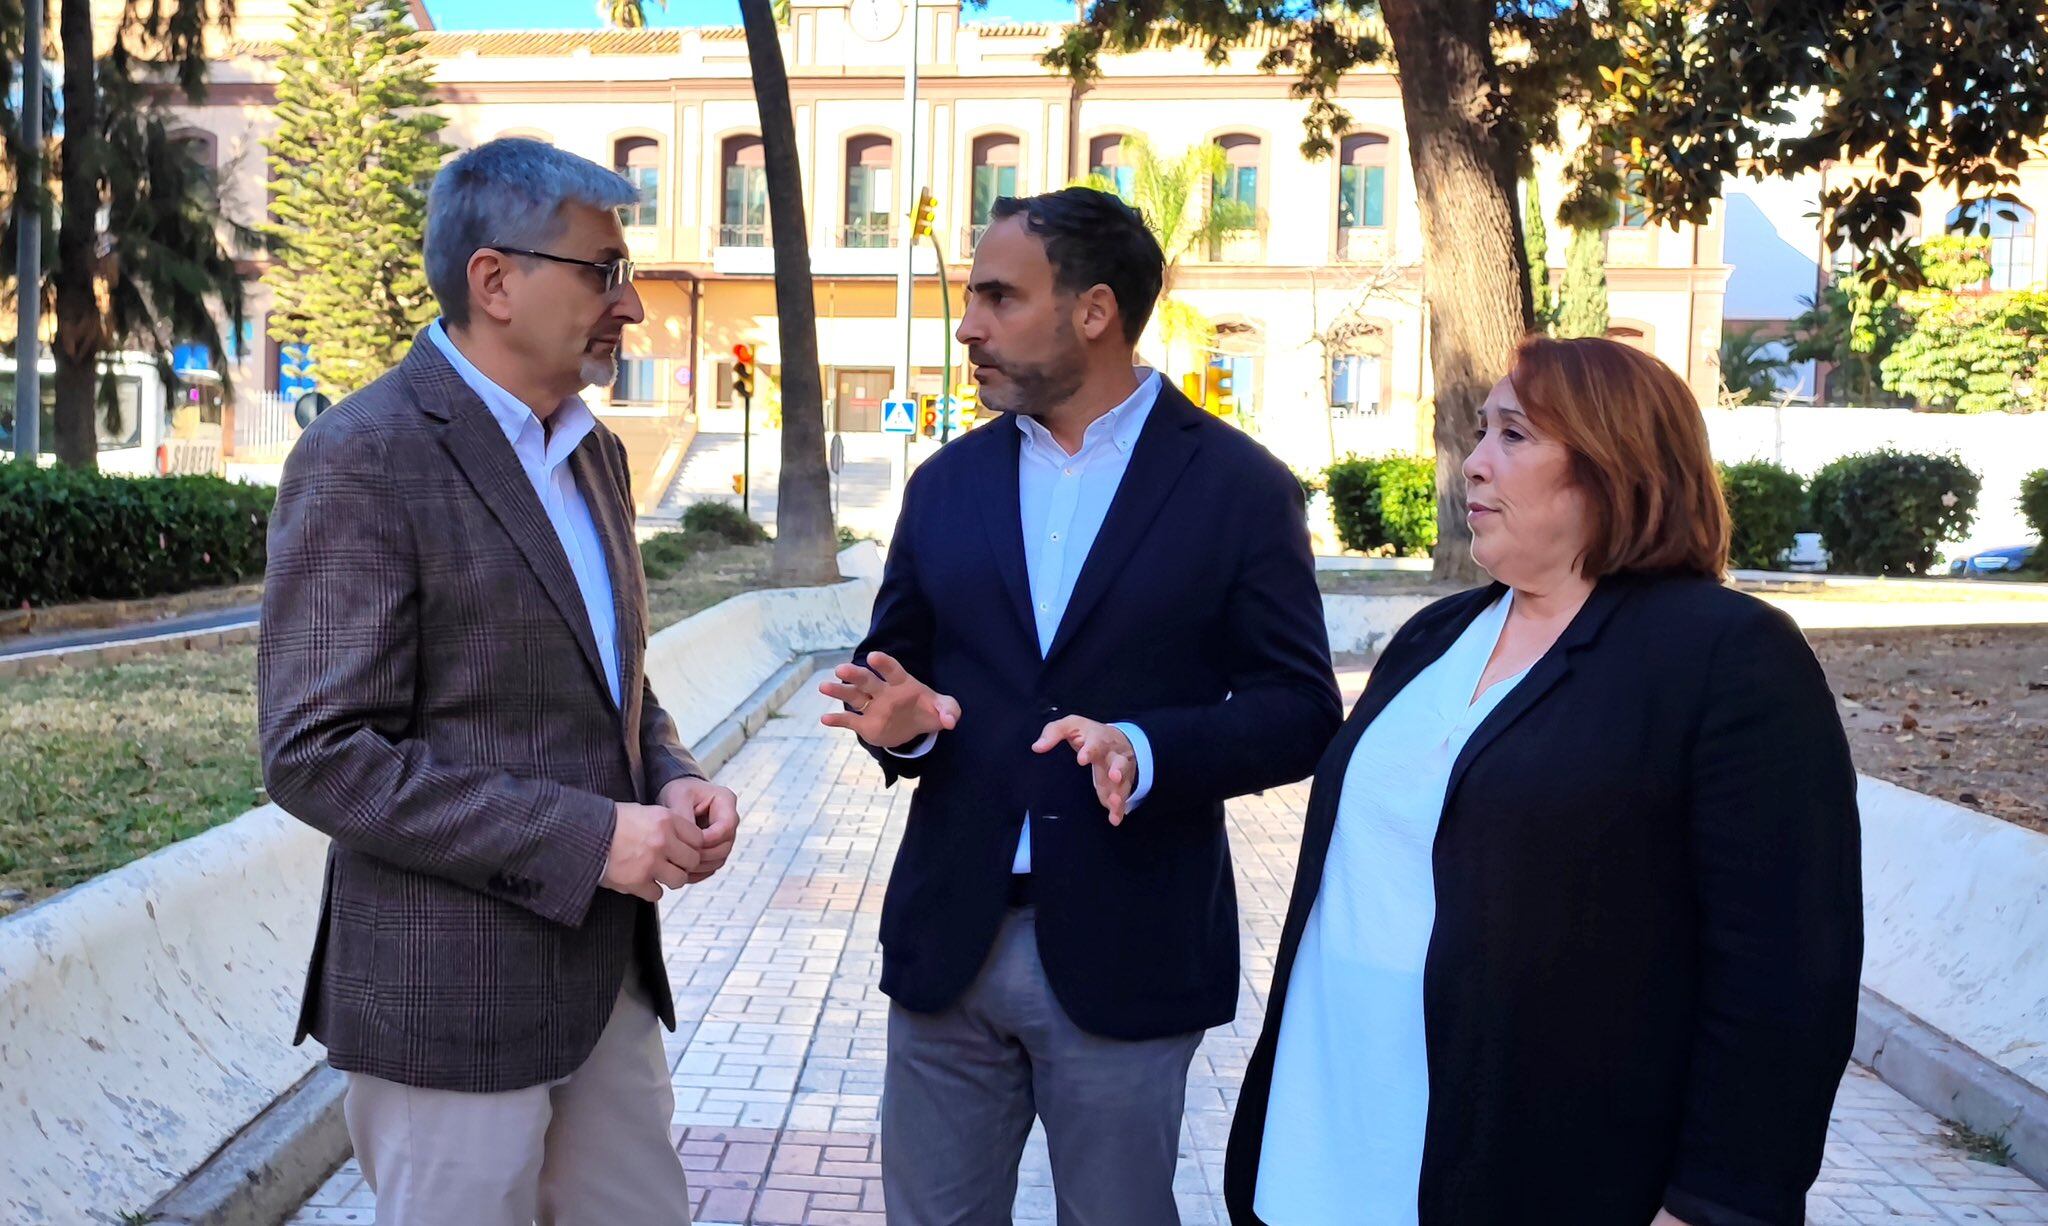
[264,0,446,397]
[1555,225,1610,340]
[1522,178,1552,332]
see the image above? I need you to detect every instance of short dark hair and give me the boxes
[989,188,1164,345]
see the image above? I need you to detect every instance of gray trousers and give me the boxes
[882,905,1206,1226]
[342,978,692,1226]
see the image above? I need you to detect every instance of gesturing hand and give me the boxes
[1032,715,1137,826]
[660,777,741,885]
[602,801,703,901]
[818,651,962,750]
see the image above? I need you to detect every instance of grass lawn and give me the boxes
[0,644,264,916]
[1314,569,1456,596]
[646,542,778,632]
[0,541,784,919]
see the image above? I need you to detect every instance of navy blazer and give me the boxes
[1224,574,1864,1226]
[853,385,1343,1040]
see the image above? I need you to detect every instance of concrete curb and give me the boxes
[143,1066,349,1226]
[691,648,852,776]
[0,619,259,679]
[1856,988,2048,1187]
[136,644,859,1226]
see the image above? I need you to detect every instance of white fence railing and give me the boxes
[234,391,301,458]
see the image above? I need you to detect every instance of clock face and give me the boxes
[850,0,903,42]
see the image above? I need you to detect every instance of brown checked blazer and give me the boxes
[258,334,703,1094]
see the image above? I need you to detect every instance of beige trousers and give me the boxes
[341,979,693,1226]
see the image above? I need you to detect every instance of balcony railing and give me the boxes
[1337,226,1392,263]
[1604,226,1658,267]
[840,219,896,249]
[1205,225,1267,264]
[717,223,768,248]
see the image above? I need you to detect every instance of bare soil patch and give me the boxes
[1808,624,2047,833]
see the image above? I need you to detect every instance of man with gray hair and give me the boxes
[259,137,730,1224]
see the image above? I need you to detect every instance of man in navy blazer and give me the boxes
[819,188,1341,1224]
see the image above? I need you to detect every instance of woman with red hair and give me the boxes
[1225,336,1863,1226]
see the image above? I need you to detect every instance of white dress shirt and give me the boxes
[1254,590,1528,1225]
[428,320,622,707]
[892,370,1162,873]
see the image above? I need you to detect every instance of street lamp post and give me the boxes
[12,0,44,462]
[893,0,920,413]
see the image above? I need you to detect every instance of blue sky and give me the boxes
[422,0,1076,29]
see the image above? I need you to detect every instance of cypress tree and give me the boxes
[1555,225,1611,339]
[1523,178,1553,331]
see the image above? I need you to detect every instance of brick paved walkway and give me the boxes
[292,670,2046,1225]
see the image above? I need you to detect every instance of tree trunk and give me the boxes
[1380,0,1533,585]
[51,0,100,470]
[738,0,840,585]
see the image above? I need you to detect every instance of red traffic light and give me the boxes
[732,343,754,364]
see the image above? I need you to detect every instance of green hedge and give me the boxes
[680,499,770,546]
[1324,454,1437,557]
[0,466,275,607]
[2022,468,2048,544]
[1718,460,1808,571]
[1807,450,1980,577]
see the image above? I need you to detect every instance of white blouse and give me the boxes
[1254,591,1529,1225]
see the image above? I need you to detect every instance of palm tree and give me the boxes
[600,0,653,27]
[1078,136,1254,378]
[603,0,836,582]
[1716,325,1794,406]
[1,0,248,469]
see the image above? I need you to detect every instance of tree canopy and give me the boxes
[1050,0,2048,280]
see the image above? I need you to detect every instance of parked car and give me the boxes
[1948,544,2038,578]
[1779,531,1831,573]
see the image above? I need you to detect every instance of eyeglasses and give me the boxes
[486,246,636,294]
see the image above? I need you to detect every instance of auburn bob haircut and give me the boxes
[1506,335,1731,579]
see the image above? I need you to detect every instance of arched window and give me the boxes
[1615,170,1650,229]
[1215,133,1260,215]
[169,129,217,175]
[844,134,896,248]
[1338,134,1390,231]
[1948,198,2037,291]
[1088,134,1134,197]
[614,136,660,228]
[970,134,1022,239]
[720,135,767,247]
[1606,323,1654,354]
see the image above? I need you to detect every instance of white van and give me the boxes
[0,352,225,475]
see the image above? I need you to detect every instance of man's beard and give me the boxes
[978,323,1086,416]
[578,349,617,390]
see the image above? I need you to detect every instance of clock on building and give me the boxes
[849,0,904,42]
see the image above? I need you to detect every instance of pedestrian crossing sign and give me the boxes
[882,399,918,434]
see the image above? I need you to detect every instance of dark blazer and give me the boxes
[855,385,1343,1040]
[1224,573,1863,1226]
[258,336,702,1094]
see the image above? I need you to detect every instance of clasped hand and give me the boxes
[600,777,741,902]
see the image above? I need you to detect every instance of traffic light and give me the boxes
[732,473,746,495]
[910,188,937,242]
[1202,359,1234,415]
[732,343,755,400]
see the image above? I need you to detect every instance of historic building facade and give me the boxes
[168,0,1730,499]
